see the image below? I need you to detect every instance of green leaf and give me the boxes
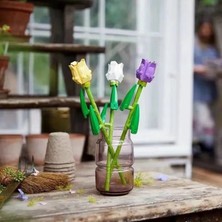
[110,85,118,110]
[89,105,100,135]
[80,88,89,118]
[130,104,140,134]
[202,0,217,6]
[120,84,137,111]
[101,103,108,122]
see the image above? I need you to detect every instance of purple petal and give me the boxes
[155,174,168,181]
[136,59,156,83]
[16,189,28,201]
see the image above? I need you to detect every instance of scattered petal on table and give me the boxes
[39,202,47,206]
[16,189,28,201]
[69,189,76,194]
[155,174,168,181]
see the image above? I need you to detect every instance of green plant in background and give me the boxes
[106,0,136,30]
[0,184,6,194]
[201,0,218,5]
[0,43,8,56]
[0,25,10,55]
[0,25,10,35]
[3,167,26,182]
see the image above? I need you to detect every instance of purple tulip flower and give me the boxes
[136,59,156,83]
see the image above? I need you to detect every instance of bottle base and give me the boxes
[97,186,133,196]
[95,166,134,196]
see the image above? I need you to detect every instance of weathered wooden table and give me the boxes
[1,160,222,222]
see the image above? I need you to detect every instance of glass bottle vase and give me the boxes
[95,128,134,195]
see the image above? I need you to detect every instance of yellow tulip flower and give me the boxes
[69,59,92,85]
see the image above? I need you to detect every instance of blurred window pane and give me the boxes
[105,0,136,30]
[33,7,50,24]
[4,0,171,137]
[90,0,99,27]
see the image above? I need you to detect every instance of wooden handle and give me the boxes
[0,181,20,209]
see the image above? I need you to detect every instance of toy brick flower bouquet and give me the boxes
[69,58,156,195]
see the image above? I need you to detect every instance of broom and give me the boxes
[0,156,72,209]
[0,166,70,209]
[0,166,70,194]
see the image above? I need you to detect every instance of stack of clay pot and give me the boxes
[44,132,75,182]
[69,133,85,164]
[26,134,49,168]
[0,134,23,167]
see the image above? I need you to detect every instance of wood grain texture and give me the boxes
[0,96,109,109]
[0,182,20,209]
[27,0,93,9]
[7,43,105,54]
[192,166,222,188]
[1,161,222,221]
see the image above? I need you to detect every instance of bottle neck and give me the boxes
[110,128,131,143]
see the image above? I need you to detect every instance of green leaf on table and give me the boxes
[88,195,97,203]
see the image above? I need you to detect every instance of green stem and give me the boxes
[110,82,145,170]
[84,85,114,155]
[105,108,114,191]
[84,84,126,186]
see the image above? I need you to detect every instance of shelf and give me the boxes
[27,0,93,9]
[0,95,108,109]
[7,43,105,54]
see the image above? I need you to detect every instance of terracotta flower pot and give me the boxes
[0,1,34,36]
[69,133,85,164]
[0,134,23,167]
[25,134,49,166]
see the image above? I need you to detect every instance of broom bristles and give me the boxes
[0,167,70,194]
[20,172,70,194]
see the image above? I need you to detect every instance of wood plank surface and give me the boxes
[27,0,93,9]
[0,96,109,109]
[1,161,222,221]
[192,166,222,188]
[7,43,105,54]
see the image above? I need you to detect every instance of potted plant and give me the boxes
[0,0,34,40]
[0,25,10,98]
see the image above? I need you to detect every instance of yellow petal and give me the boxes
[69,59,92,85]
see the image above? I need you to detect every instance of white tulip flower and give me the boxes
[106,61,124,83]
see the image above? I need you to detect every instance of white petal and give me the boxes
[106,61,124,83]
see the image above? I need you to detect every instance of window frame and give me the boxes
[0,0,194,161]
